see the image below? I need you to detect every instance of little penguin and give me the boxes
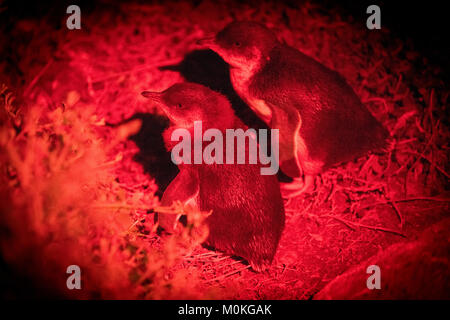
[198,21,390,196]
[141,82,285,271]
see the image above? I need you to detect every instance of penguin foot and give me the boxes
[281,177,304,191]
[281,175,315,199]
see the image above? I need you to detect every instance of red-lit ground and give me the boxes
[0,1,449,299]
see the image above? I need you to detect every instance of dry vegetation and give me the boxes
[0,0,448,299]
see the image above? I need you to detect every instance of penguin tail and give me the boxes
[384,137,396,153]
[371,134,395,155]
[250,259,272,273]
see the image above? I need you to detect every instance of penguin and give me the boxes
[198,21,390,197]
[141,83,285,271]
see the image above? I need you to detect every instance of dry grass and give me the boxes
[0,0,448,299]
[0,84,215,299]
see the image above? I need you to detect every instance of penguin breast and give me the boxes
[230,68,273,123]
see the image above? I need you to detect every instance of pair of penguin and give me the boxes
[142,22,390,271]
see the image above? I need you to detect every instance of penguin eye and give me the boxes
[234,41,241,47]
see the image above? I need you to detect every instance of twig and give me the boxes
[395,138,418,146]
[390,199,404,229]
[324,214,405,237]
[188,252,221,258]
[342,184,384,193]
[405,151,450,179]
[92,203,153,211]
[23,59,53,96]
[382,186,405,228]
[357,196,450,212]
[409,116,440,175]
[205,265,251,283]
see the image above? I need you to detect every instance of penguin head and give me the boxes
[142,83,235,130]
[198,21,278,70]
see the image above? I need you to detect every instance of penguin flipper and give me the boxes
[268,102,302,178]
[159,167,199,232]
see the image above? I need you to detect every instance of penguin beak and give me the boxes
[196,36,216,47]
[141,91,168,112]
[141,91,162,103]
[141,91,177,121]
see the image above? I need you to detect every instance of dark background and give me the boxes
[325,0,449,79]
[1,0,448,74]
